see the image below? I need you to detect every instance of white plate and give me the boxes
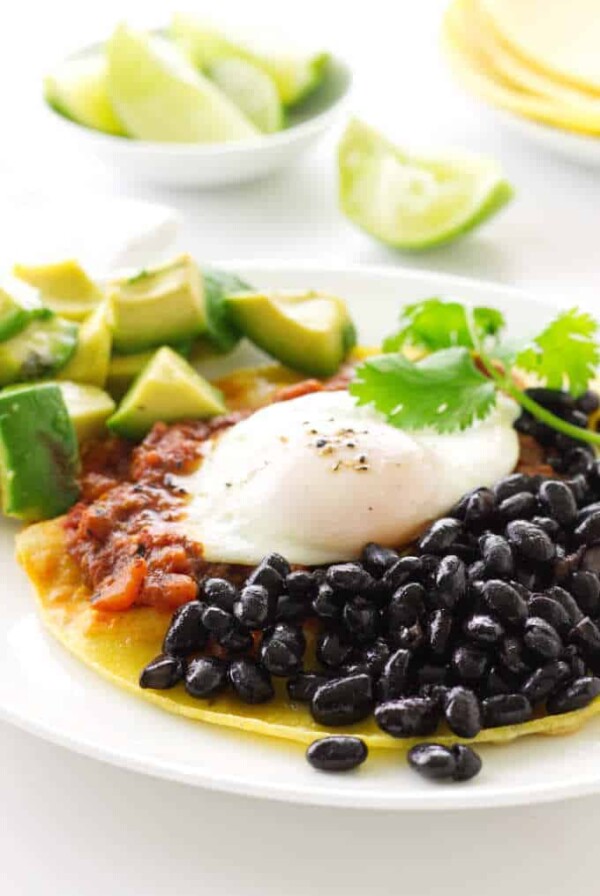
[45,56,351,188]
[492,108,600,169]
[2,262,599,811]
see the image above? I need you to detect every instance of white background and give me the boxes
[2,1,600,893]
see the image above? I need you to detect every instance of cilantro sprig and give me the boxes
[350,298,600,447]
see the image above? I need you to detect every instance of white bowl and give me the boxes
[45,56,352,188]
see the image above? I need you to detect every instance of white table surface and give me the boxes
[2,1,600,893]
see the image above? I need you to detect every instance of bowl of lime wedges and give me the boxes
[44,18,352,188]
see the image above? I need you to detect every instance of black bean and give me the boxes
[375,697,439,737]
[577,502,600,525]
[569,616,600,656]
[576,511,600,546]
[546,585,584,625]
[523,616,563,660]
[563,644,587,679]
[408,743,456,780]
[494,473,537,503]
[506,520,556,563]
[246,561,284,597]
[228,659,274,704]
[234,584,276,630]
[524,388,575,414]
[203,578,238,612]
[139,654,184,689]
[388,582,426,627]
[452,744,483,781]
[428,609,453,656]
[380,556,423,593]
[285,570,316,599]
[528,595,571,635]
[326,563,373,594]
[343,595,380,642]
[276,592,311,622]
[377,648,411,701]
[499,636,531,676]
[201,604,234,638]
[464,488,496,525]
[468,560,487,583]
[464,613,504,646]
[547,676,600,714]
[312,583,341,620]
[261,552,291,578]
[569,571,600,616]
[391,620,425,652]
[482,579,528,626]
[588,459,600,488]
[498,492,537,522]
[576,391,599,414]
[418,518,463,554]
[361,542,400,577]
[566,475,589,505]
[565,447,594,476]
[482,693,533,727]
[452,645,489,682]
[306,736,368,772]
[311,673,374,726]
[419,554,442,584]
[352,638,391,678]
[162,601,207,657]
[538,480,578,526]
[479,534,514,578]
[287,672,331,703]
[185,657,228,698]
[444,686,483,738]
[521,661,567,705]
[514,567,541,592]
[433,555,466,609]
[260,628,304,677]
[317,628,353,669]
[450,487,484,520]
[219,625,253,654]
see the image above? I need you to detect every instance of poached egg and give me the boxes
[176,389,520,566]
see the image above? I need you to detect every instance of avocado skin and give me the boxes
[0,383,79,521]
[203,268,251,352]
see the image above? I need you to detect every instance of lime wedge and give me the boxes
[45,55,126,136]
[208,57,283,133]
[338,119,513,251]
[106,24,258,143]
[171,13,328,106]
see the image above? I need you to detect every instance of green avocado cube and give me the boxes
[0,276,43,342]
[108,254,207,353]
[108,346,226,439]
[0,383,80,521]
[0,311,78,387]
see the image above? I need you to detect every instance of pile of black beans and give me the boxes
[140,386,600,781]
[516,388,599,475]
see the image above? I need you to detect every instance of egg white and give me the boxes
[175,390,520,566]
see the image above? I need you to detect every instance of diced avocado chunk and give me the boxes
[0,311,78,387]
[56,381,116,443]
[203,267,252,352]
[58,303,112,388]
[106,341,193,400]
[108,255,207,353]
[108,346,226,439]
[225,290,357,377]
[13,259,102,322]
[0,382,79,521]
[0,276,42,342]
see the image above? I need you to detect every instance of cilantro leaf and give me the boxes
[382,298,505,353]
[350,347,497,433]
[516,308,599,395]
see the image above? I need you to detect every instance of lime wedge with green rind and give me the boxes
[208,57,283,133]
[106,24,258,143]
[338,119,513,251]
[171,13,328,106]
[45,55,126,136]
